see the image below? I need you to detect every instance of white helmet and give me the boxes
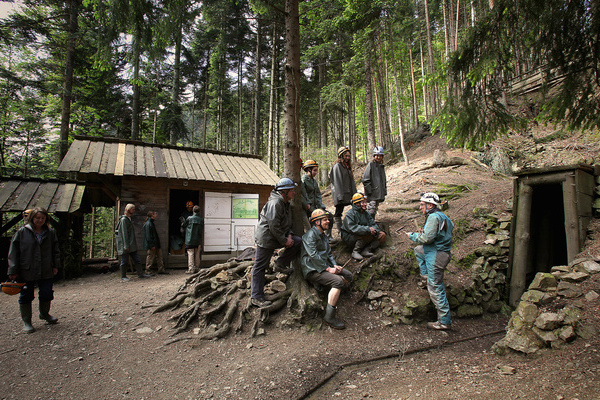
[420,192,440,207]
[373,146,384,156]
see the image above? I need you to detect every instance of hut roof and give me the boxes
[0,179,85,213]
[58,136,279,186]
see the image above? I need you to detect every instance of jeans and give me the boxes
[19,278,54,304]
[415,245,451,325]
[251,236,301,300]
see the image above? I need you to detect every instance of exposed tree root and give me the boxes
[410,149,470,176]
[154,259,323,342]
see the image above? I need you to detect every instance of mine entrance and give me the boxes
[528,183,568,282]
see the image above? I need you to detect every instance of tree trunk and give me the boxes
[423,0,438,114]
[388,33,409,165]
[409,46,419,127]
[267,25,278,169]
[253,19,262,155]
[59,0,79,161]
[364,55,377,151]
[131,33,141,140]
[170,23,182,145]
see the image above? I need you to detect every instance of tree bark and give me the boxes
[253,19,262,155]
[59,0,79,162]
[364,55,377,151]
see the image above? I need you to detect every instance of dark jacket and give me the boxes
[183,213,204,248]
[341,203,380,244]
[300,226,336,277]
[255,190,293,249]
[329,162,356,206]
[301,174,324,212]
[142,218,161,250]
[362,160,387,202]
[116,215,137,255]
[8,224,61,282]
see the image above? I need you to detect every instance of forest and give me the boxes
[0,0,598,179]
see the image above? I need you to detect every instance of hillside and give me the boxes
[0,127,599,399]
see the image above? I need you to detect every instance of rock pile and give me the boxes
[492,259,600,355]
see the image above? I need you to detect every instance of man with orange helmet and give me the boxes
[300,209,352,329]
[341,193,386,260]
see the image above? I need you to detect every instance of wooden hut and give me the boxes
[58,136,279,266]
[509,164,597,305]
[0,178,90,278]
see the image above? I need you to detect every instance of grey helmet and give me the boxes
[373,146,384,156]
[275,177,297,191]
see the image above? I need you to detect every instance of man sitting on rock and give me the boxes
[341,193,387,260]
[301,209,353,329]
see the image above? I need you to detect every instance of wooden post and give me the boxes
[562,173,579,262]
[510,182,533,306]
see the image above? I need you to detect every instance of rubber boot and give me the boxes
[136,264,153,278]
[323,304,345,330]
[362,239,380,257]
[351,240,366,260]
[39,301,58,324]
[19,303,35,333]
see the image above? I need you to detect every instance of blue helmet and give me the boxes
[373,146,384,155]
[275,178,297,191]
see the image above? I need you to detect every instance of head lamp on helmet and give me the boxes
[303,160,319,170]
[373,146,384,156]
[352,193,366,204]
[420,192,440,207]
[275,177,297,191]
[337,146,350,158]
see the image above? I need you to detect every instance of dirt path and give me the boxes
[1,270,598,400]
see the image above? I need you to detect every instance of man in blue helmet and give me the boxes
[250,177,302,308]
[362,146,387,218]
[404,192,454,330]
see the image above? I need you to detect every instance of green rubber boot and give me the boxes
[323,304,346,330]
[39,301,58,324]
[19,303,35,333]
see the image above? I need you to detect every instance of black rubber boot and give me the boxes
[136,264,153,278]
[323,304,346,330]
[39,301,58,324]
[19,303,35,333]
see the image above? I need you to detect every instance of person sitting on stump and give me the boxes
[404,192,454,331]
[250,178,302,308]
[300,209,353,329]
[341,193,387,260]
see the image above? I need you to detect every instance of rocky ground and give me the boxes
[1,129,600,399]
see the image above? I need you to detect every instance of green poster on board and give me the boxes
[232,198,259,219]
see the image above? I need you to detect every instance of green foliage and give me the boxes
[82,207,116,259]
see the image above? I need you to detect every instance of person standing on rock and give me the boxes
[300,209,353,329]
[341,193,387,260]
[329,146,357,236]
[404,192,454,331]
[183,205,204,274]
[250,178,302,308]
[116,203,154,282]
[362,146,387,218]
[143,211,167,275]
[8,207,61,333]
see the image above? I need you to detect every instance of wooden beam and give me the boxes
[510,182,533,306]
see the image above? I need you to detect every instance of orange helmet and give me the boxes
[1,282,26,295]
[186,201,193,207]
[303,160,319,171]
[310,209,329,223]
[352,193,366,204]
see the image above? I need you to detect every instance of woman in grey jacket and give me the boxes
[329,146,357,234]
[8,207,61,333]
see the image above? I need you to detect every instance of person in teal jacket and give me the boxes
[405,192,454,330]
[341,193,387,260]
[183,205,204,274]
[301,210,353,329]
